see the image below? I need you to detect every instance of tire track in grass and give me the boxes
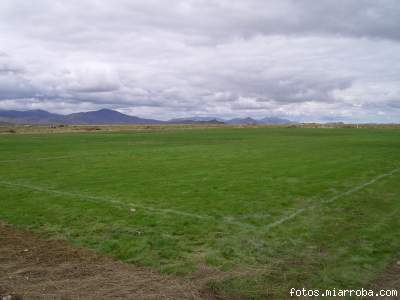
[263,166,400,231]
[0,179,252,228]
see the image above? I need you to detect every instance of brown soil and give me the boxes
[2,222,398,300]
[367,261,400,299]
[0,223,207,300]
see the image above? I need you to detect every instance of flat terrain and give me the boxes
[1,127,400,298]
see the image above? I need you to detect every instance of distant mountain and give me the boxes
[258,117,293,124]
[226,117,259,125]
[0,109,163,125]
[0,109,295,125]
[169,116,293,124]
[64,109,162,124]
[0,109,54,118]
[0,109,64,124]
[168,116,225,124]
[226,116,294,124]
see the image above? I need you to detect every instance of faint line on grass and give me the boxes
[0,179,251,228]
[0,151,132,163]
[0,155,77,163]
[2,167,397,232]
[263,166,400,231]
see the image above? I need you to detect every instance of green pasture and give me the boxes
[1,127,399,298]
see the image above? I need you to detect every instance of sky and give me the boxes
[0,0,399,122]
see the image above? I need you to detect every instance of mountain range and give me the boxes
[0,109,294,125]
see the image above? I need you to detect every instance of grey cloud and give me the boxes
[2,1,399,43]
[0,59,36,100]
[0,1,399,122]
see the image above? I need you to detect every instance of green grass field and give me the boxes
[1,127,400,298]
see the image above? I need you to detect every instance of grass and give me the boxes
[0,127,400,298]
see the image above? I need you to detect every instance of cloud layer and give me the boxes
[0,0,399,122]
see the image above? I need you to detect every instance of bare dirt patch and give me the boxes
[2,222,398,300]
[367,261,400,299]
[0,223,205,300]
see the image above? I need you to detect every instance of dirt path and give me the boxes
[0,224,206,300]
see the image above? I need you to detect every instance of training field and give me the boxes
[1,127,400,298]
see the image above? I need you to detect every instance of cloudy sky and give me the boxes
[0,0,399,122]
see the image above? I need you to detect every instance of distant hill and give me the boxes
[64,109,162,124]
[168,117,225,124]
[0,109,64,124]
[226,117,259,125]
[169,116,293,125]
[0,109,162,125]
[258,117,293,124]
[0,109,294,125]
[226,116,293,125]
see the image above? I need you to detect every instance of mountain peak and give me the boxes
[78,108,121,115]
[96,108,118,113]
